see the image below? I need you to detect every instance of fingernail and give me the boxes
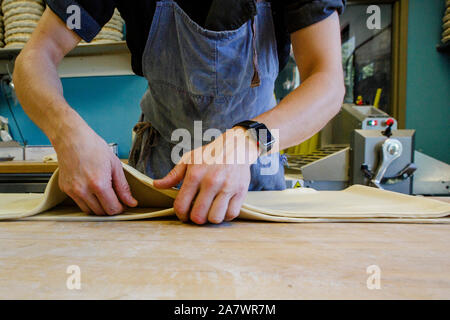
[109,208,120,215]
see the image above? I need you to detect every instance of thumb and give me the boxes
[154,162,187,189]
[112,160,138,207]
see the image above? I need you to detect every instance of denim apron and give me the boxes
[129,0,286,191]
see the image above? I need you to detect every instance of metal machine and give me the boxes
[285,104,450,195]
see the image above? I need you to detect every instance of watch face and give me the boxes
[234,121,275,153]
[254,123,275,150]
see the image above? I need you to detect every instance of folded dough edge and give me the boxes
[0,163,448,223]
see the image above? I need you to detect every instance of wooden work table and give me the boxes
[0,218,449,299]
[0,160,127,174]
[0,161,58,174]
[1,161,449,299]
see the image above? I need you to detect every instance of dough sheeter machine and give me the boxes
[284,104,450,196]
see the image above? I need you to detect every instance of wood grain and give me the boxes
[0,220,449,299]
[0,160,128,174]
[0,161,58,174]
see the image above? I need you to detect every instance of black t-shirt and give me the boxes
[46,0,345,76]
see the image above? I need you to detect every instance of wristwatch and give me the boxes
[233,120,276,155]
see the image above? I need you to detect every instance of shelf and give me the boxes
[0,41,129,59]
[0,41,134,77]
[69,41,129,57]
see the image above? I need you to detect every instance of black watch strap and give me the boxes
[233,120,260,130]
[233,120,275,154]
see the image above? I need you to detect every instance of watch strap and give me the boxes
[233,120,275,154]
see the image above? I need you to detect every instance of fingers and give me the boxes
[189,184,220,225]
[62,173,125,216]
[173,168,203,222]
[69,194,92,214]
[111,159,138,207]
[92,180,124,216]
[225,192,246,222]
[171,164,249,224]
[67,189,105,216]
[208,192,233,224]
[153,162,187,189]
[67,183,123,216]
[83,193,108,216]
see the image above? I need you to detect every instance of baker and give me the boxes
[13,0,345,224]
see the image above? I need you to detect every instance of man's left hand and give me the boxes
[153,127,258,224]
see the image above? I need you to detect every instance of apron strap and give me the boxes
[250,0,267,87]
[129,118,158,172]
[250,17,261,88]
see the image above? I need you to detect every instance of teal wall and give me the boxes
[0,75,148,159]
[406,0,450,163]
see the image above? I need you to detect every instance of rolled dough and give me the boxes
[0,163,449,223]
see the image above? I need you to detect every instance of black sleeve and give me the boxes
[45,0,116,42]
[283,0,346,33]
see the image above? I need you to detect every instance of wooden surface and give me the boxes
[0,161,58,174]
[0,160,127,174]
[0,219,449,299]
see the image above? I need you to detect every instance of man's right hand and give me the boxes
[55,127,138,216]
[12,8,137,216]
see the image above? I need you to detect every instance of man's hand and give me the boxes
[55,126,138,216]
[13,8,138,215]
[153,128,258,224]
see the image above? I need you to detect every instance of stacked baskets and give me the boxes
[0,1,123,49]
[442,1,450,45]
[0,11,4,48]
[2,0,45,48]
[82,9,124,44]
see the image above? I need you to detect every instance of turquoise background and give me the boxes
[405,0,450,163]
[0,0,449,162]
[0,75,147,159]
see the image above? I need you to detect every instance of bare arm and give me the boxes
[14,8,81,142]
[14,8,137,215]
[255,11,345,150]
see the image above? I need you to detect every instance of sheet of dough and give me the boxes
[0,163,449,223]
[0,164,177,221]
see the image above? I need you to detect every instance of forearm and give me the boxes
[254,69,344,151]
[13,50,89,147]
[254,11,344,153]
